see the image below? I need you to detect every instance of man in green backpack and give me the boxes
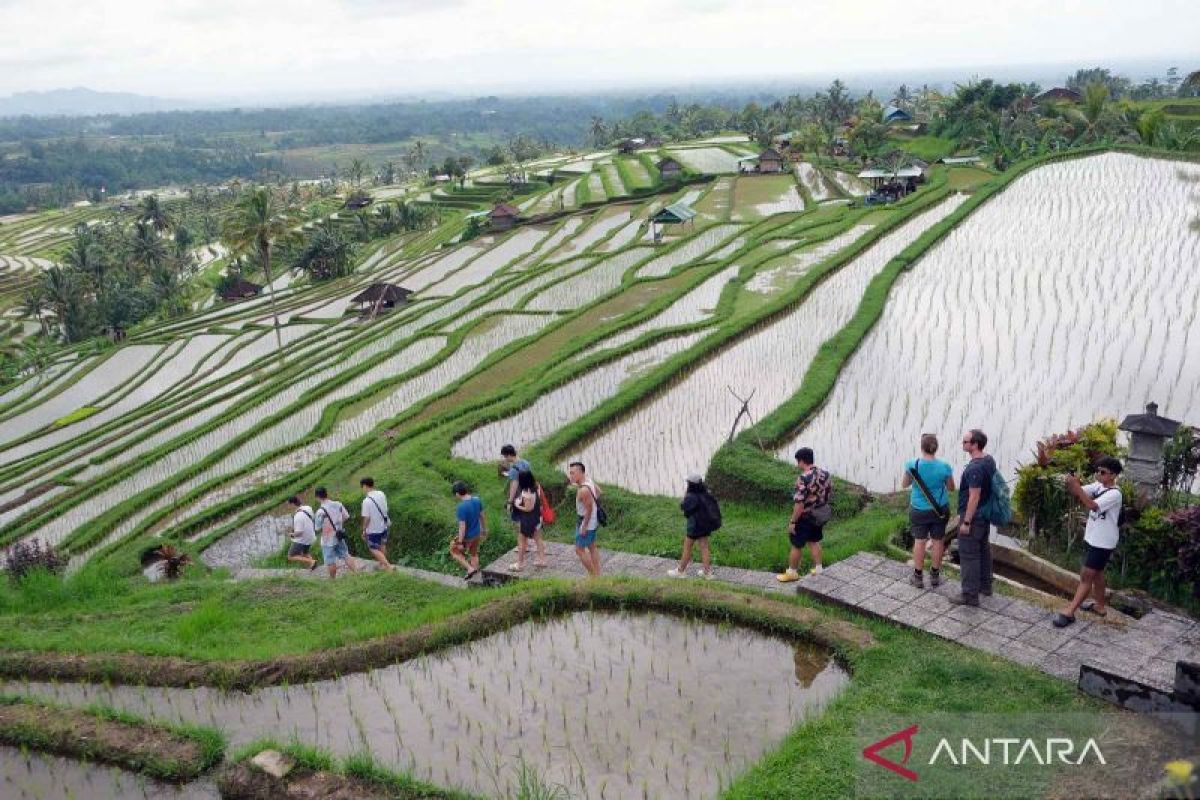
[951,429,997,606]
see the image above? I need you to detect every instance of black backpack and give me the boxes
[695,491,723,533]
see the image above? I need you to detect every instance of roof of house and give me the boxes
[652,202,698,224]
[759,147,785,161]
[1119,402,1182,437]
[351,282,414,305]
[657,157,684,170]
[858,166,924,179]
[940,155,983,165]
[218,278,262,300]
[1034,87,1083,103]
[883,105,914,122]
[343,194,374,209]
[489,203,521,219]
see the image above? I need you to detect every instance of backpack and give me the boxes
[585,485,608,527]
[697,491,722,533]
[802,469,834,526]
[537,485,557,525]
[1093,487,1131,527]
[979,468,1013,526]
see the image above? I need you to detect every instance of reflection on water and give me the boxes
[2,612,848,800]
[0,746,218,800]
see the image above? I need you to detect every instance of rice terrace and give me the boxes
[1,4,1199,799]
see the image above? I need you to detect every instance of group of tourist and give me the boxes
[281,432,1124,628]
[892,428,1123,625]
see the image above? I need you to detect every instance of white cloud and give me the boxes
[0,0,1195,99]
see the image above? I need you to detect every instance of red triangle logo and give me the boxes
[863,724,920,782]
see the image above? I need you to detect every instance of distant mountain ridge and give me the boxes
[0,87,192,118]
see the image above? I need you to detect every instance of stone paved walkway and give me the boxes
[230,562,467,589]
[483,543,1200,711]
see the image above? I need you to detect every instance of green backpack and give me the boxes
[980,469,1013,526]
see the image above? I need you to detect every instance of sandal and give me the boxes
[1080,600,1107,617]
[1052,613,1076,628]
[465,568,479,581]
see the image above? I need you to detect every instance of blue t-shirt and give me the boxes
[506,459,531,482]
[905,458,952,511]
[457,495,484,540]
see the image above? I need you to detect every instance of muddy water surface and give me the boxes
[1,612,848,799]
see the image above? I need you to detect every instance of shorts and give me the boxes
[288,542,312,557]
[517,512,541,537]
[321,539,350,564]
[575,528,598,548]
[365,530,388,551]
[909,508,947,540]
[686,528,712,541]
[789,517,824,548]
[1083,544,1114,571]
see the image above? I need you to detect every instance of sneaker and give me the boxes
[948,594,980,607]
[929,570,941,587]
[810,564,824,574]
[666,568,687,578]
[698,569,715,580]
[909,572,925,588]
[776,569,800,583]
[1052,613,1076,628]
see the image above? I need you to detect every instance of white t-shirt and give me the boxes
[316,500,350,545]
[1082,482,1122,550]
[361,490,389,534]
[575,479,600,531]
[291,506,316,545]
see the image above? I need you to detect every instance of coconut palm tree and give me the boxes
[63,225,105,295]
[223,187,296,357]
[16,286,50,337]
[41,266,89,342]
[128,221,168,275]
[590,116,607,148]
[138,194,174,234]
[349,158,367,188]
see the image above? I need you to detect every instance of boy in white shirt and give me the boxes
[1053,457,1124,627]
[360,477,396,573]
[315,486,357,579]
[287,494,318,571]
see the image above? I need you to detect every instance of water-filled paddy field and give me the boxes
[782,153,1200,491]
[1,612,848,799]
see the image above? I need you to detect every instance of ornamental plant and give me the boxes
[3,538,67,583]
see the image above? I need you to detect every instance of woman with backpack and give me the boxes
[668,473,720,579]
[900,434,956,588]
[509,467,550,572]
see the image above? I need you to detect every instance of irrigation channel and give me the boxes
[0,612,848,799]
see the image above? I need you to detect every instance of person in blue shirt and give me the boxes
[900,434,956,588]
[450,480,487,581]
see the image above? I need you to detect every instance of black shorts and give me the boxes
[686,528,712,541]
[909,508,947,540]
[789,517,824,548]
[288,542,312,557]
[1083,544,1114,571]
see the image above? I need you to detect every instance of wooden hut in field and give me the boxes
[218,278,263,302]
[343,193,374,210]
[883,105,914,124]
[351,283,413,316]
[488,203,521,231]
[657,157,684,181]
[649,201,697,242]
[757,147,786,174]
[616,138,646,154]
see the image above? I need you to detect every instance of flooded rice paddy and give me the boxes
[570,196,966,496]
[1,612,848,800]
[0,747,217,800]
[783,153,1200,491]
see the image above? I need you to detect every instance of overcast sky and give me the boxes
[2,0,1197,101]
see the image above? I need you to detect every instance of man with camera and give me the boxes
[1052,457,1124,628]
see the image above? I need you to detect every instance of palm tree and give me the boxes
[17,286,50,337]
[412,140,426,168]
[129,221,168,275]
[349,158,367,188]
[223,187,296,357]
[63,225,105,295]
[41,266,88,342]
[138,194,174,234]
[590,116,607,148]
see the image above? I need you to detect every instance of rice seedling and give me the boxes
[665,147,744,174]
